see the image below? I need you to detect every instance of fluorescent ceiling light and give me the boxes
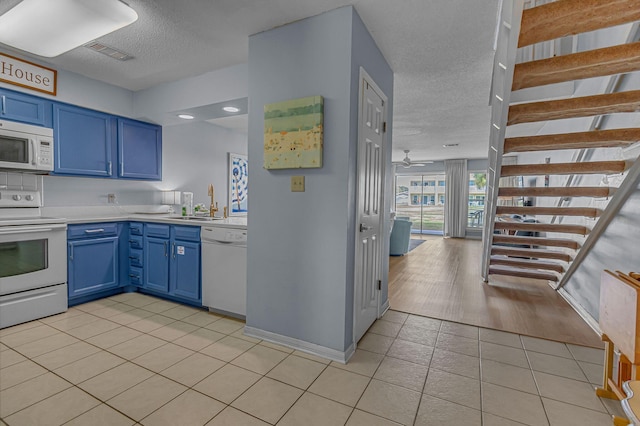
[0,0,138,57]
[177,114,194,120]
[223,106,240,113]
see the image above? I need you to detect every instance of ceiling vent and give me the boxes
[84,41,133,61]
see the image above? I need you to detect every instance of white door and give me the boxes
[354,70,387,343]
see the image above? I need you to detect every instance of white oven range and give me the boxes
[0,189,67,329]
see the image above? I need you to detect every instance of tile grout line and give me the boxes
[2,302,611,425]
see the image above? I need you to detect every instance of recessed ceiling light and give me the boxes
[177,114,194,120]
[223,106,240,113]
[443,143,459,148]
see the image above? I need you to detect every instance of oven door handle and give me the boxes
[0,224,66,235]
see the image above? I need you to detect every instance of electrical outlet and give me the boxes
[291,176,305,192]
[107,193,116,203]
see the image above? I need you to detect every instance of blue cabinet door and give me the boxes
[53,104,114,177]
[118,118,162,180]
[170,240,201,301]
[0,89,50,127]
[68,236,119,298]
[144,237,170,293]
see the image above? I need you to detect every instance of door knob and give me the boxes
[360,223,372,232]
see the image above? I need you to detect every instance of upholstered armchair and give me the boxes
[390,218,412,255]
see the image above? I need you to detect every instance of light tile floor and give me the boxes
[0,292,626,425]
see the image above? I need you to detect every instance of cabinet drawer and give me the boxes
[173,225,200,242]
[129,267,143,285]
[146,223,170,238]
[128,235,143,249]
[129,222,143,235]
[68,223,118,239]
[129,249,143,267]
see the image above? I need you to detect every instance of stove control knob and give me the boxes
[12,195,22,201]
[25,195,34,201]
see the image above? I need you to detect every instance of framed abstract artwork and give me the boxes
[263,95,323,169]
[229,153,248,215]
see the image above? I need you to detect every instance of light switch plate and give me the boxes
[291,176,305,192]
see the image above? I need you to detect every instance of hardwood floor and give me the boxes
[388,235,603,348]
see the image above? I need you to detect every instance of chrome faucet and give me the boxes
[208,184,218,217]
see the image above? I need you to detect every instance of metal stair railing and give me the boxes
[556,155,640,290]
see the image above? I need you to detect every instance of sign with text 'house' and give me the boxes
[0,53,57,95]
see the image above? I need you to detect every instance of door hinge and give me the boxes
[377,280,382,290]
[383,122,387,133]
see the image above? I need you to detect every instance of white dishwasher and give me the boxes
[201,226,247,318]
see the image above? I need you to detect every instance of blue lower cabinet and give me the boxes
[171,240,201,301]
[142,224,201,304]
[68,236,119,299]
[144,236,170,293]
[67,223,122,305]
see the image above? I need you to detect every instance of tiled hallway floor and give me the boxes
[0,292,626,425]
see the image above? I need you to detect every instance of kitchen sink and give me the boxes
[177,216,224,221]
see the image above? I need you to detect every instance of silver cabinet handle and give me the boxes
[164,241,168,257]
[1,95,5,114]
[69,244,73,261]
[171,242,176,259]
[108,161,112,176]
[84,229,105,234]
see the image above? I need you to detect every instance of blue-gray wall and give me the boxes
[246,6,393,353]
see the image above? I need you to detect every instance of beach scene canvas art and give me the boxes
[264,96,323,169]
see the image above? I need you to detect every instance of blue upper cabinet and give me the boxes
[53,103,114,177]
[118,118,162,180]
[0,88,51,127]
[53,105,162,180]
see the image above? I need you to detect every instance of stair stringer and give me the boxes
[481,0,525,281]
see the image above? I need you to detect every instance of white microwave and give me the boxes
[0,120,53,173]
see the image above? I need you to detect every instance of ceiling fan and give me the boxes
[396,150,431,168]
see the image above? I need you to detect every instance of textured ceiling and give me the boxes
[0,0,501,162]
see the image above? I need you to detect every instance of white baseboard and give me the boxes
[557,287,602,337]
[243,326,356,364]
[379,298,390,317]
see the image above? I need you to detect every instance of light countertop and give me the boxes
[40,206,247,229]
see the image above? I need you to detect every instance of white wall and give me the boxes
[43,121,246,208]
[1,69,133,117]
[2,65,249,209]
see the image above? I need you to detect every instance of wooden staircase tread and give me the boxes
[507,90,640,125]
[496,206,601,217]
[491,245,574,261]
[488,265,559,281]
[492,234,581,249]
[504,129,640,154]
[518,0,640,48]
[501,161,628,177]
[490,256,566,273]
[493,221,589,235]
[513,42,640,91]
[498,186,615,198]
